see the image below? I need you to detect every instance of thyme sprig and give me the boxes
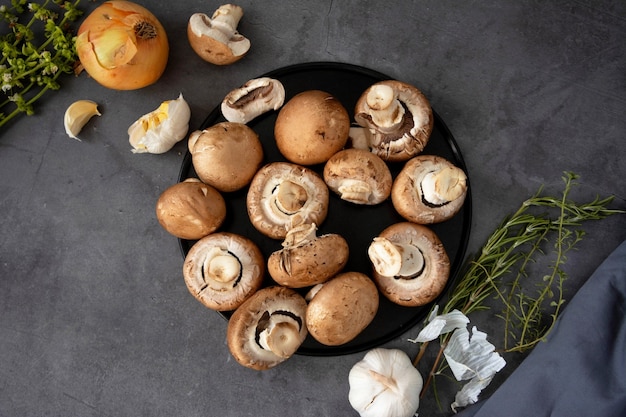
[415,171,624,398]
[0,0,83,129]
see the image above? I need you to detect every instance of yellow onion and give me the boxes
[76,1,169,90]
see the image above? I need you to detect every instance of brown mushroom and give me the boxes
[187,4,250,65]
[267,223,349,288]
[188,122,263,192]
[392,155,468,224]
[305,272,379,346]
[274,90,350,165]
[246,162,329,239]
[221,77,285,124]
[156,178,226,240]
[323,148,393,205]
[227,286,308,370]
[354,80,433,162]
[367,222,450,307]
[183,232,264,311]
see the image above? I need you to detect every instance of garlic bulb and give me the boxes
[128,93,191,154]
[348,348,422,417]
[64,100,101,141]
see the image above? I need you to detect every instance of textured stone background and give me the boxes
[1,1,625,416]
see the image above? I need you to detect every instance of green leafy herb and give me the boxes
[0,0,83,129]
[414,171,624,398]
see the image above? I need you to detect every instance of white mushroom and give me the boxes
[221,77,286,124]
[226,286,308,370]
[187,4,250,65]
[354,80,433,162]
[246,162,329,239]
[391,154,468,224]
[367,222,450,307]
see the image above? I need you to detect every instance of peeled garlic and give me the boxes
[128,93,191,154]
[64,100,101,141]
[349,348,423,417]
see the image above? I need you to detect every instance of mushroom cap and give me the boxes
[183,232,265,311]
[156,178,226,240]
[392,155,468,224]
[188,122,263,192]
[268,224,349,288]
[187,7,250,65]
[246,162,329,239]
[368,222,450,307]
[305,272,379,346]
[221,77,285,124]
[227,286,308,370]
[354,80,433,162]
[323,148,393,205]
[274,90,350,165]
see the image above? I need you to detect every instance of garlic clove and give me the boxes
[128,93,191,154]
[64,100,101,141]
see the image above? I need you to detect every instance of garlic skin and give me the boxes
[128,93,191,154]
[64,100,101,141]
[349,348,423,417]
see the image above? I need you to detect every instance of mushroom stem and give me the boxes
[365,84,405,133]
[421,166,467,205]
[258,316,302,358]
[208,4,243,40]
[276,180,308,214]
[282,223,317,248]
[368,237,424,278]
[203,247,241,283]
[337,179,373,204]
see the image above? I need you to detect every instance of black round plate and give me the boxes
[178,62,472,356]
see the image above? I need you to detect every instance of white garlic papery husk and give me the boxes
[128,94,191,154]
[443,326,507,412]
[349,348,422,417]
[408,306,470,343]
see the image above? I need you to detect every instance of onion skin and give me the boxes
[76,1,169,90]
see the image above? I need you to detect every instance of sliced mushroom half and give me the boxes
[246,162,329,239]
[183,232,264,311]
[221,77,285,124]
[368,222,450,307]
[354,80,433,162]
[226,286,308,370]
[267,223,349,288]
[392,154,468,224]
[187,4,250,65]
[323,148,392,205]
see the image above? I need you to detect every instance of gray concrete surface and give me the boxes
[1,1,625,416]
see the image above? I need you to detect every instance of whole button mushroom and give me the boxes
[354,80,434,162]
[274,90,351,165]
[188,122,263,192]
[305,272,379,346]
[183,232,264,311]
[267,223,349,288]
[227,286,308,370]
[156,178,226,240]
[187,4,250,65]
[392,154,468,224]
[323,148,393,205]
[246,162,329,239]
[367,222,450,307]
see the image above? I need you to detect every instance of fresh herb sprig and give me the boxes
[415,171,624,397]
[0,0,83,129]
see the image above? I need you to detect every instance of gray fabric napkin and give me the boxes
[455,239,626,417]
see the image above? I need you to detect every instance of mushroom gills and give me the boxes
[419,167,467,207]
[221,78,285,124]
[255,310,304,358]
[200,247,243,288]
